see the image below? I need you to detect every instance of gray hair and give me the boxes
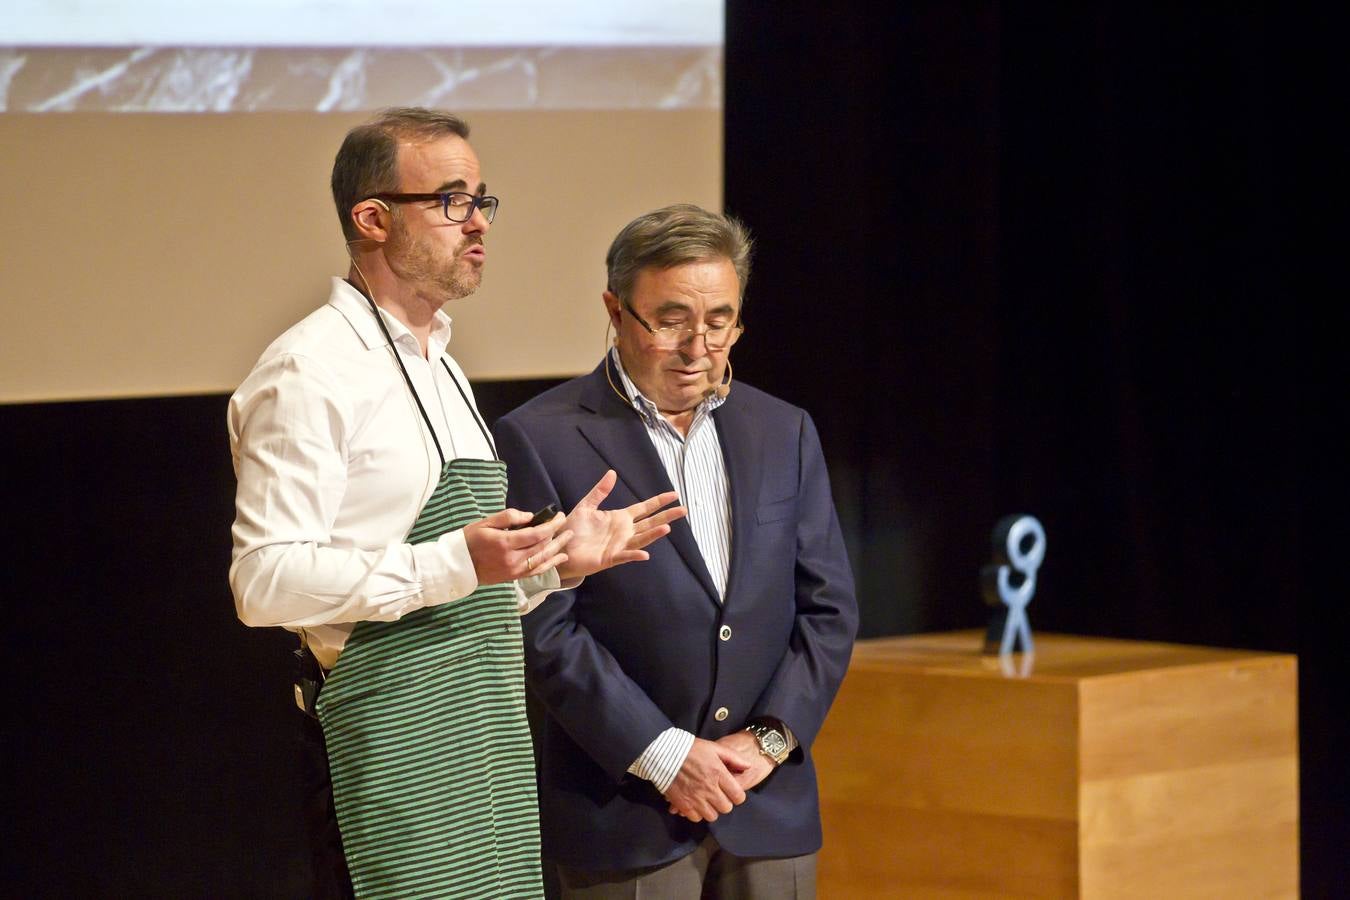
[330,107,470,240]
[605,204,754,302]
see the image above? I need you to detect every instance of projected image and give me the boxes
[0,0,722,111]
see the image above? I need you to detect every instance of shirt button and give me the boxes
[719,625,732,641]
[714,706,730,721]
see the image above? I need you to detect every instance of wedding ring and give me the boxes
[527,555,534,569]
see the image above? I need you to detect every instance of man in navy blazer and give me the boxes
[494,204,858,897]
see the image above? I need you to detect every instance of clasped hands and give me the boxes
[663,732,778,823]
[464,469,685,585]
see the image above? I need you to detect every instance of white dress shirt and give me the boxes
[228,278,556,669]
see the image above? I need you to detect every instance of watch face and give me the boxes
[760,730,788,756]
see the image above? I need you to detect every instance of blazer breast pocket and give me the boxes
[755,495,797,524]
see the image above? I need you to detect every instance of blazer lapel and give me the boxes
[576,363,721,604]
[712,388,764,607]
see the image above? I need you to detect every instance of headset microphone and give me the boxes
[710,359,733,399]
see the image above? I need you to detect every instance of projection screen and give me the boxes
[0,1,723,402]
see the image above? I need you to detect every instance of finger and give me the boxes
[574,469,618,512]
[479,508,535,530]
[528,552,567,578]
[668,802,700,822]
[628,524,673,552]
[502,515,567,548]
[521,530,572,574]
[624,490,683,521]
[720,751,751,775]
[634,507,686,533]
[537,520,572,550]
[597,550,649,570]
[714,763,748,806]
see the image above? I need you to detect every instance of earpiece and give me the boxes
[347,198,390,248]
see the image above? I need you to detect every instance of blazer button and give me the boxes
[714,706,730,721]
[719,625,732,641]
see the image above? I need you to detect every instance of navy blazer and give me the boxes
[494,360,858,870]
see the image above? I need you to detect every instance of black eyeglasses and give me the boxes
[370,191,499,224]
[621,300,744,351]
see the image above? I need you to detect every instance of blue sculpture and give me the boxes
[981,514,1046,657]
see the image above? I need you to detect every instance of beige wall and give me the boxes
[0,109,721,403]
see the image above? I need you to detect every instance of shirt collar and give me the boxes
[609,346,727,429]
[328,277,455,357]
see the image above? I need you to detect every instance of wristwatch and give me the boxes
[746,720,790,765]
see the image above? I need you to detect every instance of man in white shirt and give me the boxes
[228,108,683,899]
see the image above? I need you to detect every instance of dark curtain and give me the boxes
[725,1,1335,891]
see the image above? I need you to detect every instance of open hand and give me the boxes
[556,470,685,581]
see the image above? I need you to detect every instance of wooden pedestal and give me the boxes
[813,631,1298,898]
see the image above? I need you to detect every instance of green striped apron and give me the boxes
[315,458,543,899]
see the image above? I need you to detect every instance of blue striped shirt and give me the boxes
[613,351,728,791]
[611,351,800,791]
[613,349,731,599]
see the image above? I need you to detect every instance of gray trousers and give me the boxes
[555,834,817,899]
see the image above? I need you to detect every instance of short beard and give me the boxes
[386,215,482,302]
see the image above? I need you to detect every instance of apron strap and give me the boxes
[360,291,498,464]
